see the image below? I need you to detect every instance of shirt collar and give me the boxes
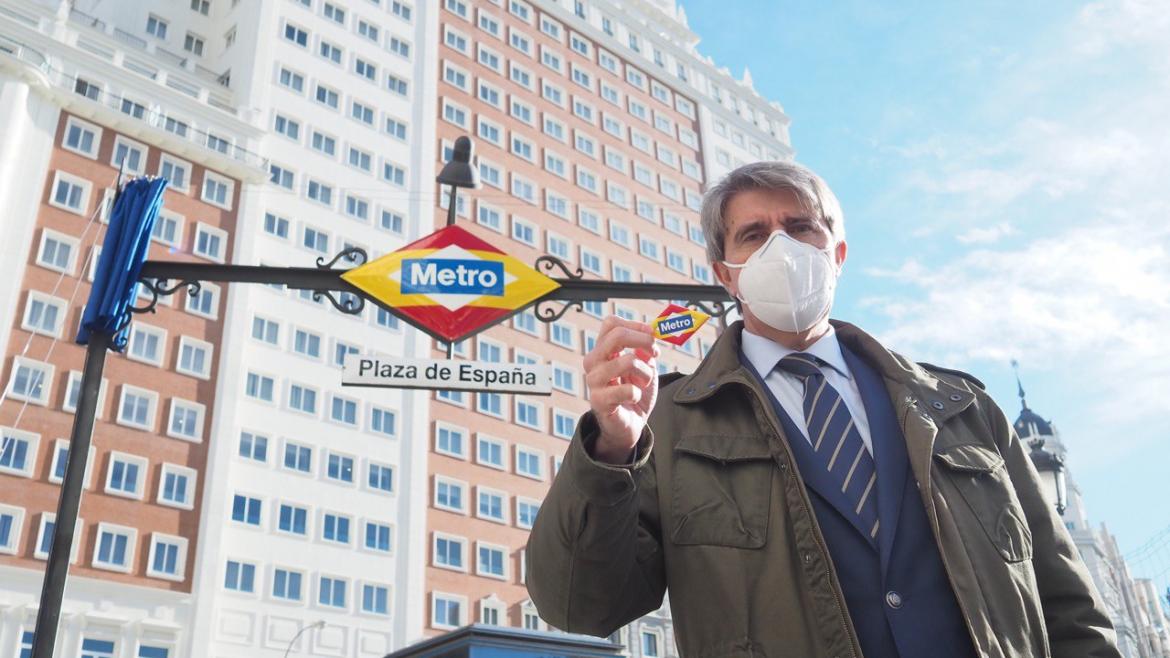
[740,324,852,380]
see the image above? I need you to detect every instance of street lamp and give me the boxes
[283,620,326,658]
[1028,437,1067,515]
[436,135,479,227]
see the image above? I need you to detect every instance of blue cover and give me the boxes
[76,177,168,350]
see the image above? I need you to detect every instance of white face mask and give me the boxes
[722,230,839,333]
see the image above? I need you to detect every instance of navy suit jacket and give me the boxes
[741,344,975,658]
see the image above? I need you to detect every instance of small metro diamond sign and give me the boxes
[341,225,561,343]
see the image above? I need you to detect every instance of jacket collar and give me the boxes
[673,320,976,425]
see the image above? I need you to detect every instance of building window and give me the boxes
[434,477,466,513]
[319,39,343,64]
[273,568,304,601]
[0,504,24,554]
[245,372,275,402]
[21,292,65,339]
[552,365,577,394]
[368,462,394,493]
[158,464,195,509]
[642,630,662,657]
[36,229,78,275]
[476,543,506,579]
[435,423,467,458]
[117,385,158,431]
[550,322,576,349]
[277,503,308,536]
[362,584,391,615]
[201,172,234,209]
[318,575,348,608]
[288,383,318,415]
[433,534,466,570]
[176,337,213,379]
[326,452,355,483]
[231,494,262,526]
[322,513,351,545]
[433,593,464,630]
[106,453,146,499]
[477,488,506,523]
[147,533,187,580]
[323,1,346,24]
[515,445,544,478]
[364,521,393,553]
[146,14,168,39]
[370,407,397,437]
[126,324,165,366]
[224,559,257,592]
[49,172,91,215]
[282,441,312,473]
[185,282,220,319]
[193,223,227,262]
[167,398,205,442]
[0,427,38,478]
[63,117,101,158]
[516,498,540,529]
[476,433,506,469]
[93,523,136,572]
[236,431,268,465]
[183,32,205,56]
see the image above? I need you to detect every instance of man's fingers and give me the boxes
[586,352,656,389]
[593,383,643,413]
[584,327,656,371]
[599,315,653,338]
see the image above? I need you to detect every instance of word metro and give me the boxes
[400,258,504,296]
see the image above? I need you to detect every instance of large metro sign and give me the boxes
[342,225,561,343]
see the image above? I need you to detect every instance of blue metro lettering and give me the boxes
[656,315,694,335]
[401,258,505,296]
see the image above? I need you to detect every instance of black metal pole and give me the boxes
[445,184,458,227]
[31,332,110,658]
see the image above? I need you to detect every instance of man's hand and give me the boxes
[583,316,661,464]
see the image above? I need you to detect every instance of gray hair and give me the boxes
[700,161,846,264]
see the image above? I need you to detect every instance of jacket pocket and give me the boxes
[933,444,1033,562]
[671,434,774,548]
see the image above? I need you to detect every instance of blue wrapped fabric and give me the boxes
[76,177,168,351]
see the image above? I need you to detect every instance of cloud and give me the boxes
[858,0,1170,467]
[955,222,1016,244]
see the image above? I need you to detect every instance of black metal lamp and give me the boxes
[436,136,479,226]
[1028,437,1068,515]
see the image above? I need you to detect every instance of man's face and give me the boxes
[713,187,846,297]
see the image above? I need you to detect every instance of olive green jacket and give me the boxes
[526,320,1119,657]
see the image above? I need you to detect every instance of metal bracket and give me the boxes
[317,247,369,269]
[312,289,366,315]
[533,299,583,323]
[534,255,584,280]
[130,278,202,315]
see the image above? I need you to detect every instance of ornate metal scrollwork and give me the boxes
[130,278,203,314]
[686,299,734,320]
[533,299,583,323]
[534,255,584,280]
[316,247,369,270]
[312,289,366,315]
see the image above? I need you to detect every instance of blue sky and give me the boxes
[686,0,1170,580]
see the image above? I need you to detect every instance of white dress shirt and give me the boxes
[741,325,873,453]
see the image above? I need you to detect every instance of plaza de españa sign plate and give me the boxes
[341,225,561,343]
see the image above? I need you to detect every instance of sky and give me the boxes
[685,0,1170,583]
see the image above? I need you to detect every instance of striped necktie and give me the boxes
[776,353,880,543]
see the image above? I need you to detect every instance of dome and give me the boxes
[1014,407,1054,438]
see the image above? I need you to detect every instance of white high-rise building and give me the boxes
[56,0,441,655]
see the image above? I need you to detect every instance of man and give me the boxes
[525,161,1119,657]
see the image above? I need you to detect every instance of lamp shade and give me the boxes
[436,136,479,189]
